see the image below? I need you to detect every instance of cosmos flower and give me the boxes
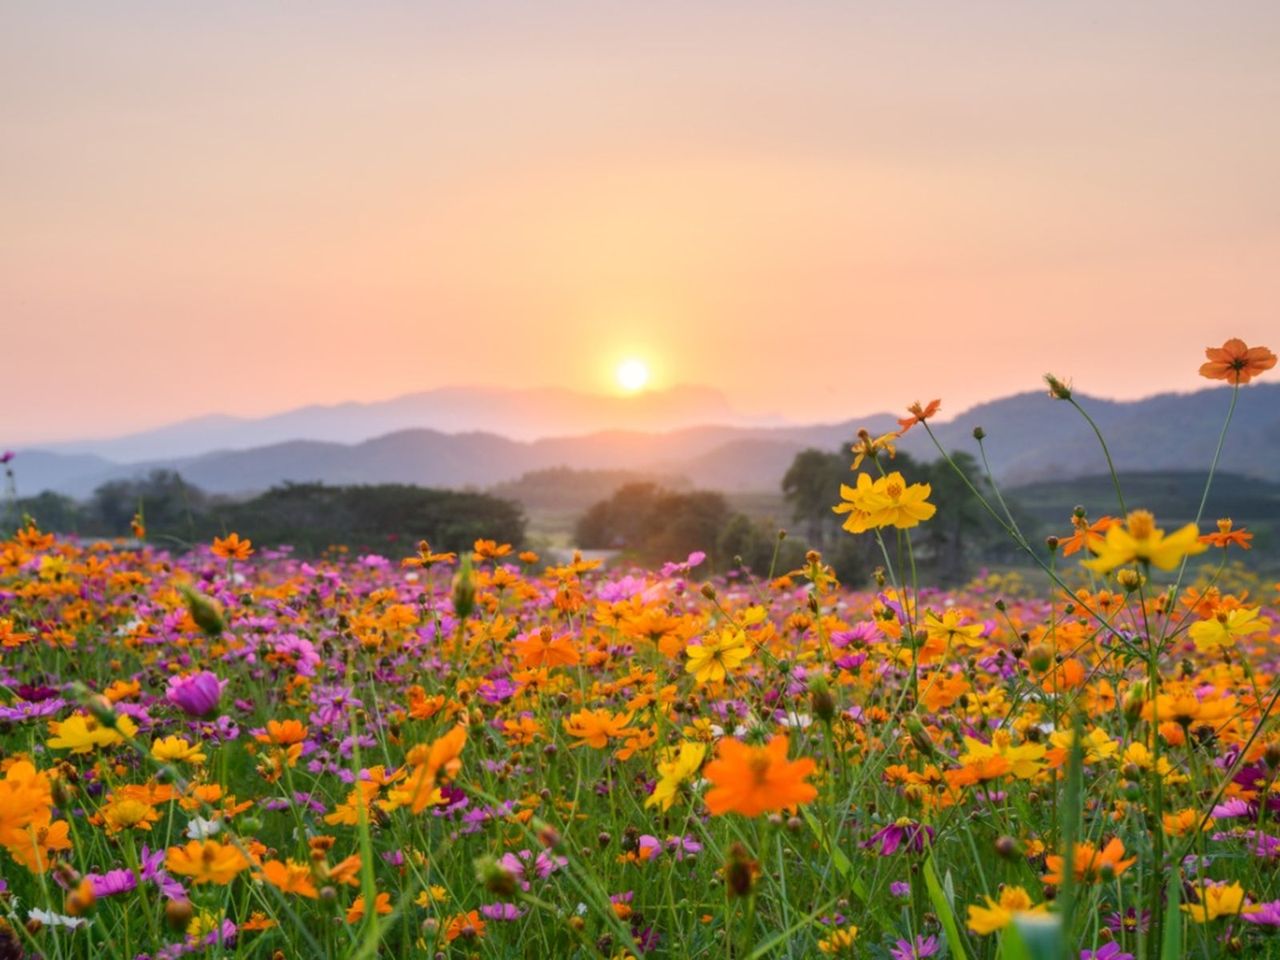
[1199,338,1276,385]
[1082,510,1206,574]
[703,735,817,817]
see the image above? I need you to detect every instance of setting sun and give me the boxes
[615,358,650,393]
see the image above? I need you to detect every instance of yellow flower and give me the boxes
[47,713,139,754]
[1047,727,1119,765]
[151,736,207,766]
[817,925,858,954]
[1182,882,1255,923]
[834,472,936,533]
[959,732,1046,780]
[645,742,707,811]
[1083,510,1206,574]
[685,628,751,686]
[1188,606,1269,653]
[923,610,985,650]
[966,886,1047,935]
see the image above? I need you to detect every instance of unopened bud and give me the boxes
[165,898,194,932]
[180,585,224,637]
[451,556,476,620]
[809,676,836,724]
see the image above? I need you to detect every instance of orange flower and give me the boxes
[1043,837,1135,886]
[897,399,941,435]
[346,891,392,923]
[512,628,581,669]
[1199,337,1276,385]
[703,735,817,817]
[256,719,308,746]
[259,859,319,898]
[562,709,634,749]
[444,909,487,942]
[0,618,32,649]
[1060,515,1119,557]
[1199,518,1253,550]
[211,533,253,561]
[472,539,512,562]
[401,540,457,569]
[165,839,251,885]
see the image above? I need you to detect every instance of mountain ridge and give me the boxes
[8,383,1278,499]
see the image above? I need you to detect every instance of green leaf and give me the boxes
[1161,871,1183,960]
[923,856,970,960]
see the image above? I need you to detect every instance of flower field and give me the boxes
[2,339,1280,959]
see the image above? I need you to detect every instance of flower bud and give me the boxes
[724,843,758,899]
[180,585,225,637]
[1044,374,1072,400]
[165,898,194,932]
[1027,644,1052,673]
[451,557,476,621]
[474,855,518,899]
[994,836,1020,860]
[809,676,836,723]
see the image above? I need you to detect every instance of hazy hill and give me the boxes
[34,384,761,461]
[8,383,1278,499]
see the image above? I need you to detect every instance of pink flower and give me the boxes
[166,671,225,718]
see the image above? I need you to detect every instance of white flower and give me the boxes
[29,908,89,929]
[780,712,813,729]
[186,816,222,839]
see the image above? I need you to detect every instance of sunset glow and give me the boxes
[2,3,1279,445]
[615,358,651,394]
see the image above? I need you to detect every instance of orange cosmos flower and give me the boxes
[165,839,251,885]
[259,859,319,898]
[444,909,487,942]
[401,540,457,569]
[703,735,817,817]
[1060,515,1119,557]
[257,719,308,746]
[211,533,253,561]
[562,709,634,749]
[1199,518,1253,550]
[472,539,512,562]
[1199,338,1276,385]
[1043,837,1135,886]
[0,618,32,649]
[346,891,392,923]
[897,399,941,435]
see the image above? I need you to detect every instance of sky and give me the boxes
[3,2,1279,443]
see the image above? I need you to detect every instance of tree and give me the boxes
[575,484,733,568]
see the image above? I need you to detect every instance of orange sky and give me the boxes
[3,3,1279,443]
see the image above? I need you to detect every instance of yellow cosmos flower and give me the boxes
[923,610,985,650]
[1182,882,1256,923]
[966,885,1047,935]
[834,472,936,533]
[645,741,707,811]
[1082,510,1206,574]
[685,628,751,686]
[959,731,1046,780]
[1188,606,1269,653]
[47,713,139,754]
[151,736,208,766]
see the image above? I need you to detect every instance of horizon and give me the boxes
[4,2,1279,444]
[10,377,1267,453]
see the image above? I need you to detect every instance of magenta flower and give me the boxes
[165,671,224,718]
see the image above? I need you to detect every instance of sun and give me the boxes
[615,358,650,393]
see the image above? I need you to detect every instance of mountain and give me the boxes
[35,384,763,461]
[8,383,1278,500]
